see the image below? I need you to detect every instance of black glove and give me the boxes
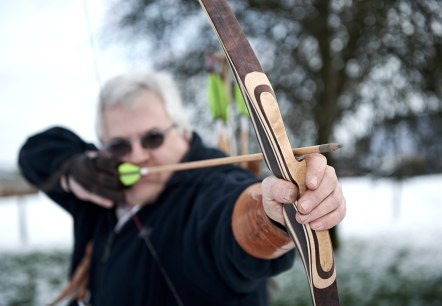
[65,153,125,204]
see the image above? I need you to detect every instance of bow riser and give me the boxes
[245,71,339,305]
[199,1,339,305]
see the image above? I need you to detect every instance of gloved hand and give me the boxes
[63,152,125,205]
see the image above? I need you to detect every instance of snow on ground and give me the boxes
[339,174,442,248]
[0,174,441,251]
[0,193,72,251]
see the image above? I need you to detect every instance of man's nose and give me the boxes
[128,139,151,163]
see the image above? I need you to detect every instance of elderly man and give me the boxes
[19,72,345,306]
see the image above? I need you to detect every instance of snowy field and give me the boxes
[1,174,441,251]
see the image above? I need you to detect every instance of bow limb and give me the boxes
[199,1,339,305]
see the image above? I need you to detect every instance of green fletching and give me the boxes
[120,173,141,187]
[208,72,228,123]
[234,82,249,116]
[118,162,140,174]
[118,162,141,186]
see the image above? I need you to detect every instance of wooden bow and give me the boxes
[198,1,339,305]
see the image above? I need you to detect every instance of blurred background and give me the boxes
[1,0,441,305]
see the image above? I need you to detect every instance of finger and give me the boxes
[308,195,346,231]
[262,176,299,204]
[94,172,125,189]
[69,178,114,208]
[72,168,124,203]
[296,181,344,226]
[94,156,120,174]
[304,153,327,190]
[297,166,337,214]
[89,184,124,204]
[86,193,115,209]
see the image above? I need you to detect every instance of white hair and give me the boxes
[95,72,192,141]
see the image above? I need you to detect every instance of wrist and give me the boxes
[231,183,294,259]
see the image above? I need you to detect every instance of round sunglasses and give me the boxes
[103,124,176,158]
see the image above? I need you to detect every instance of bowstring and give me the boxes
[81,0,101,87]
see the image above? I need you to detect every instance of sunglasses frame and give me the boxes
[102,124,177,158]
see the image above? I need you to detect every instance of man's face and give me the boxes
[101,89,189,205]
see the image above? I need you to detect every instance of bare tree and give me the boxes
[108,0,440,148]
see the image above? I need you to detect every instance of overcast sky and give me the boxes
[0,0,150,169]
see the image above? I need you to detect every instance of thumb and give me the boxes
[262,176,299,204]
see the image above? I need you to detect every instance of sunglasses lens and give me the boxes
[107,141,131,158]
[141,132,165,149]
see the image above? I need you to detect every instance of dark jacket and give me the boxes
[18,126,294,306]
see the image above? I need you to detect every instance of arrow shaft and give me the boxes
[125,143,341,175]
